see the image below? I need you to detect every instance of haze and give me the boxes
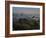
[13,7,40,15]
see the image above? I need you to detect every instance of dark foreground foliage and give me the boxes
[13,18,40,31]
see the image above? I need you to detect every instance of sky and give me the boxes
[13,7,40,15]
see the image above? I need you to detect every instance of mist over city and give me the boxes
[13,7,40,30]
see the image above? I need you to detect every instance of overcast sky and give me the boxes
[13,7,40,15]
